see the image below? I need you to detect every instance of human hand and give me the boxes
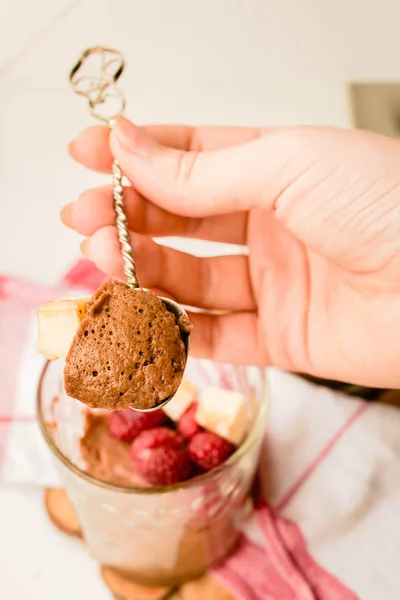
[63,117,400,387]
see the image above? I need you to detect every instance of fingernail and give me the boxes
[80,238,90,258]
[67,140,76,158]
[68,129,89,159]
[113,116,155,157]
[60,202,74,228]
[68,136,83,160]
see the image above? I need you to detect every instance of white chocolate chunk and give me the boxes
[163,378,198,421]
[196,387,248,445]
[37,297,91,360]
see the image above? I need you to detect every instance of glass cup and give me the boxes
[37,357,268,586]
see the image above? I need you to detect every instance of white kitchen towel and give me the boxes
[1,262,399,600]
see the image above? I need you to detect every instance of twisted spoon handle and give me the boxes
[112,160,138,288]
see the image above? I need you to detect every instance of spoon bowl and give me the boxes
[129,294,191,413]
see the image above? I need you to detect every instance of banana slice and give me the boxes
[195,387,248,445]
[37,296,91,360]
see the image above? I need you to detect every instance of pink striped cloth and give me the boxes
[2,260,400,600]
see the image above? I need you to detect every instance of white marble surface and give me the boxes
[0,0,395,597]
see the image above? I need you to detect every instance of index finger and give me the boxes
[145,125,263,151]
[68,124,264,174]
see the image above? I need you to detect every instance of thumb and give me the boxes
[110,116,314,218]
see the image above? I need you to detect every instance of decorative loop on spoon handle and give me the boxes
[112,161,139,288]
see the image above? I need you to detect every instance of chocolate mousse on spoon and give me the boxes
[63,280,191,412]
[37,47,191,412]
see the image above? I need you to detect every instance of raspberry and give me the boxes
[131,427,185,452]
[178,402,201,439]
[188,431,236,471]
[135,445,192,485]
[108,408,167,442]
[131,427,190,485]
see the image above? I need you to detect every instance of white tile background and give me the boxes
[0,0,397,597]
